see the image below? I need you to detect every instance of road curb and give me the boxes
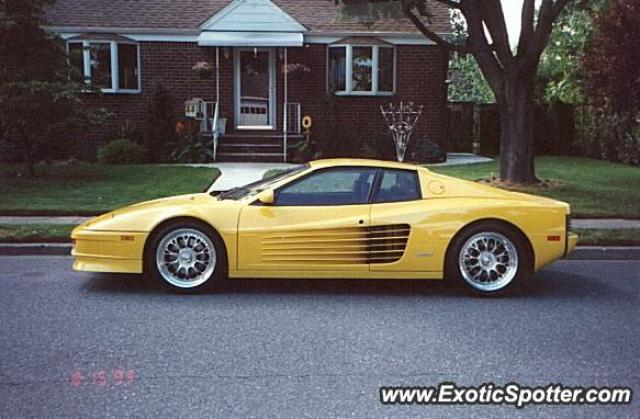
[566,246,640,261]
[0,243,72,256]
[0,243,638,260]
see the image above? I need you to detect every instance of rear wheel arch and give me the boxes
[143,216,228,276]
[445,218,535,276]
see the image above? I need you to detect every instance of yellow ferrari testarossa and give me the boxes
[71,159,578,295]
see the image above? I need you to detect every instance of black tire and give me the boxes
[445,221,532,296]
[145,221,227,293]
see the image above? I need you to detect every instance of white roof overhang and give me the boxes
[198,0,306,47]
[198,31,303,47]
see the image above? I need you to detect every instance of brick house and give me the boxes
[45,0,451,161]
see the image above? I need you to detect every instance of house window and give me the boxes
[67,40,140,93]
[327,45,395,95]
[117,43,139,90]
[89,43,112,89]
[328,47,346,92]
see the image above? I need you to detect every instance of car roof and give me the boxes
[309,158,428,171]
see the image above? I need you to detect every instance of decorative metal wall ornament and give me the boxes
[380,101,424,162]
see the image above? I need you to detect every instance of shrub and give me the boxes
[575,108,640,166]
[410,138,447,164]
[98,139,148,164]
[112,120,142,144]
[337,135,395,161]
[144,80,177,163]
[170,120,213,163]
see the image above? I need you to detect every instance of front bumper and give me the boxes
[71,228,148,274]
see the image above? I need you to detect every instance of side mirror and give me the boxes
[257,189,275,205]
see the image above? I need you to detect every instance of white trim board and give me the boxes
[198,31,303,47]
[50,27,448,45]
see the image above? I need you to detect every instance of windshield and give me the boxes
[215,164,309,201]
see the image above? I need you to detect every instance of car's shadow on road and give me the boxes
[81,268,629,301]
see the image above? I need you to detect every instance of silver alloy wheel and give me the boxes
[458,232,518,292]
[155,228,216,289]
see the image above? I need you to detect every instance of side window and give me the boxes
[373,169,421,203]
[276,168,376,206]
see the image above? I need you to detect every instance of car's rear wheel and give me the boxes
[446,222,531,295]
[147,222,225,292]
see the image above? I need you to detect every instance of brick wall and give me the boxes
[79,42,448,159]
[286,44,449,158]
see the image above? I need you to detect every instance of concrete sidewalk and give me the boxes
[0,216,89,225]
[187,153,494,192]
[426,153,493,167]
[195,162,298,192]
[572,219,640,229]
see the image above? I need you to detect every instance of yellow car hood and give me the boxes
[76,193,235,233]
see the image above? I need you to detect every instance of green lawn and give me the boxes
[0,224,74,243]
[1,157,638,218]
[267,157,639,218]
[0,163,219,215]
[429,157,640,218]
[574,228,640,246]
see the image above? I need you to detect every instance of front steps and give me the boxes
[216,133,303,162]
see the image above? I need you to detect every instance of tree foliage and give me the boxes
[578,0,640,166]
[0,0,106,176]
[537,0,604,104]
[144,80,178,163]
[447,9,494,103]
[450,1,604,105]
[583,0,640,115]
[335,0,573,183]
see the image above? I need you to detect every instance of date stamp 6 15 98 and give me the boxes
[70,368,136,387]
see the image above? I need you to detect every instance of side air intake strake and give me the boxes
[260,224,411,265]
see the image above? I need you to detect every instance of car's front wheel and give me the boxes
[446,222,531,296]
[147,222,225,292]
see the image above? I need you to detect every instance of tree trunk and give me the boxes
[498,71,538,184]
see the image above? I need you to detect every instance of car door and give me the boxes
[369,168,439,272]
[237,167,376,272]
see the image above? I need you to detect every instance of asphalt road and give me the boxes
[0,257,638,418]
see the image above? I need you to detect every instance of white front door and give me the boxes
[235,48,275,129]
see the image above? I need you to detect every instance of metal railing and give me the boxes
[286,103,302,134]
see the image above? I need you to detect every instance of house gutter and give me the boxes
[46,26,449,45]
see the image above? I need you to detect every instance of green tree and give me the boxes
[537,0,604,104]
[580,0,640,165]
[0,0,105,176]
[448,10,494,103]
[583,0,640,116]
[144,80,178,163]
[336,0,574,184]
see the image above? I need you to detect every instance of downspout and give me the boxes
[216,46,220,105]
[213,46,220,161]
[283,47,288,163]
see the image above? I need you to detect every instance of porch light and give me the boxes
[278,48,284,60]
[223,47,231,59]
